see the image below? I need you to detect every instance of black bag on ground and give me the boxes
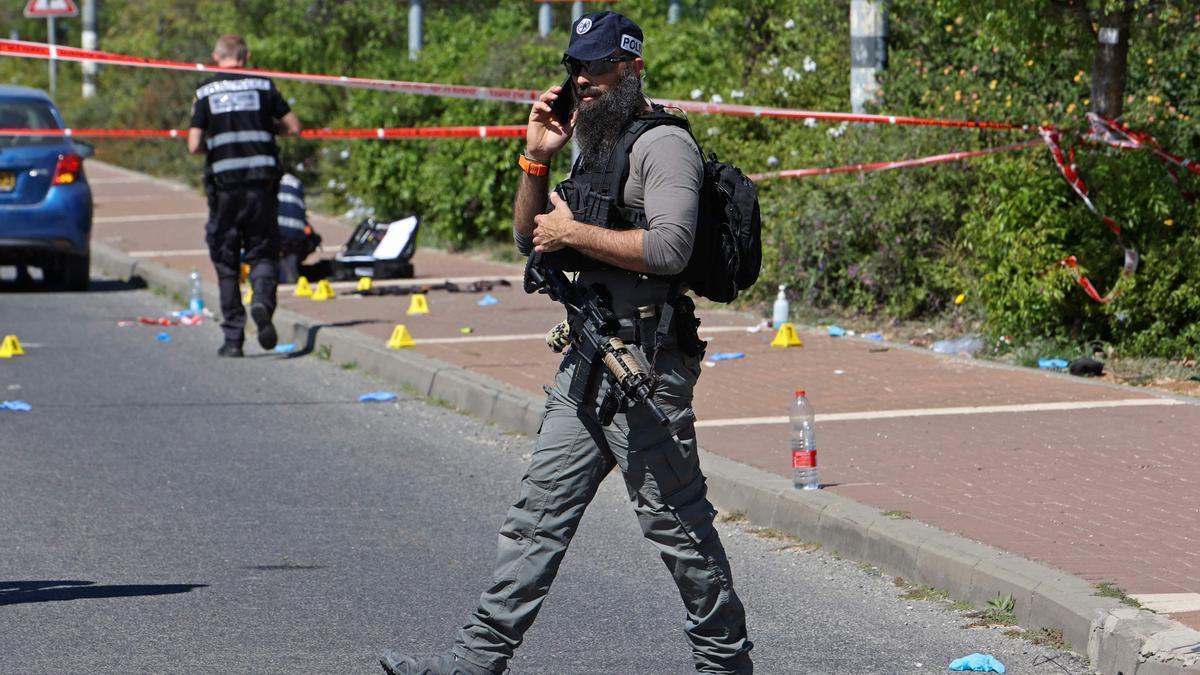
[329,216,418,280]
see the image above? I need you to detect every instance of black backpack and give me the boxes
[605,109,762,303]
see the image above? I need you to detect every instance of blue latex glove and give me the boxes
[359,391,397,403]
[156,332,172,342]
[828,325,845,337]
[274,343,298,353]
[709,352,745,361]
[864,332,884,341]
[948,653,1006,673]
[1037,358,1069,369]
[477,294,498,306]
[1,400,32,412]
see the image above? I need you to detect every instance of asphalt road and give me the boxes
[0,279,1091,674]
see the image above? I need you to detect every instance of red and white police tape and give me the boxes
[0,126,526,139]
[0,38,1029,131]
[747,139,1041,182]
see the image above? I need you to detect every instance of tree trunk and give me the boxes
[1090,1,1132,119]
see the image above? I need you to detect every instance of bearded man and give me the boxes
[379,11,753,675]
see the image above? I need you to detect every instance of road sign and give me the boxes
[24,0,79,18]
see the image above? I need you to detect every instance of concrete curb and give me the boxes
[91,241,1200,674]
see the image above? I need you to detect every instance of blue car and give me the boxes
[0,85,94,290]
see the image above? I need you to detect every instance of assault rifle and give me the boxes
[524,252,669,427]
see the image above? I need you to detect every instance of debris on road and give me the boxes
[358,391,397,402]
[710,352,745,361]
[1037,358,1069,370]
[156,332,172,342]
[477,293,498,306]
[948,652,1005,672]
[828,325,845,337]
[1,400,32,412]
[930,335,983,357]
[274,343,298,353]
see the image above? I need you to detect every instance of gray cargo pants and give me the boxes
[453,347,754,674]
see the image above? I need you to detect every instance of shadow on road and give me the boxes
[0,275,147,294]
[0,579,207,606]
[286,319,385,359]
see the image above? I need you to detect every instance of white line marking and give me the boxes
[94,213,208,223]
[410,324,761,345]
[695,398,1185,428]
[1128,593,1200,614]
[87,177,146,184]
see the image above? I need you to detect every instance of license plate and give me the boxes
[0,171,14,192]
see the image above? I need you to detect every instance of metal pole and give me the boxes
[408,0,423,61]
[82,0,97,98]
[572,1,584,24]
[538,2,552,38]
[668,0,682,24]
[850,0,887,113]
[47,17,57,96]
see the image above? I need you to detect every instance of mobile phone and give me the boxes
[550,75,576,127]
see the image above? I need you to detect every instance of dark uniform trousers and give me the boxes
[453,345,755,674]
[205,180,281,345]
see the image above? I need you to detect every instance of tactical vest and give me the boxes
[539,109,694,273]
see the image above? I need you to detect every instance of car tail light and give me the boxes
[52,154,82,185]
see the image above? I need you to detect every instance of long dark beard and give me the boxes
[574,69,645,172]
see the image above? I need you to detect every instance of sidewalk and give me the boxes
[85,160,1200,673]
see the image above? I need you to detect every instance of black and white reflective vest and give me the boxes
[277,173,307,240]
[190,73,291,187]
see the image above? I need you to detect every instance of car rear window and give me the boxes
[0,100,62,147]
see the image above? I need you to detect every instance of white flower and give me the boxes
[782,66,800,82]
[327,179,338,189]
[731,89,745,99]
[769,56,780,66]
[784,19,796,29]
[804,118,818,128]
[288,97,297,105]
[339,149,351,160]
[804,56,817,72]
[706,127,720,137]
[294,162,305,172]
[767,155,779,167]
[710,94,724,104]
[690,88,703,100]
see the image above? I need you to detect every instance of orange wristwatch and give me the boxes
[518,153,550,177]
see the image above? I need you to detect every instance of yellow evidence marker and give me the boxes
[407,293,430,315]
[770,323,804,349]
[387,325,415,349]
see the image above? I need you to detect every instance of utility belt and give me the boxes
[607,293,705,358]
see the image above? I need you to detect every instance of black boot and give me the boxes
[379,650,499,675]
[249,302,277,350]
[217,342,244,358]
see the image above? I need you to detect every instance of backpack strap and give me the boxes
[604,107,692,210]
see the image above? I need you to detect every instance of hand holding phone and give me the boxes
[550,75,577,128]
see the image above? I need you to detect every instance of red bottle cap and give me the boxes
[795,389,806,396]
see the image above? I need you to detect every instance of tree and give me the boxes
[935,0,1168,119]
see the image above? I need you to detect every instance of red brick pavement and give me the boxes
[86,160,1200,629]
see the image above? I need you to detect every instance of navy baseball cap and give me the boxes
[565,11,643,60]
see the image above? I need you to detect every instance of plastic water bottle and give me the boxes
[188,267,204,315]
[791,389,819,490]
[772,284,789,327]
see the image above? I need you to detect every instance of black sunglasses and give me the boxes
[562,54,633,78]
